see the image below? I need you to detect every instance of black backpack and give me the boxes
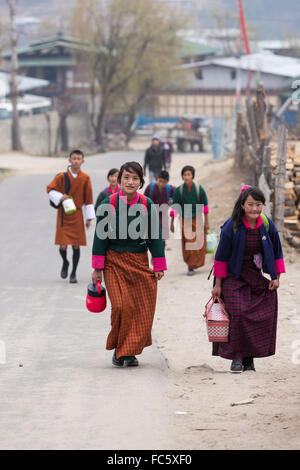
[50,172,70,209]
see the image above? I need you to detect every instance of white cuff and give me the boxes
[84,204,96,220]
[49,190,63,207]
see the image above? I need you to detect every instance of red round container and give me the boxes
[86,281,107,313]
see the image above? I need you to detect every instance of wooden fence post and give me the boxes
[274,125,287,233]
[235,111,243,167]
[259,146,273,217]
[246,97,260,153]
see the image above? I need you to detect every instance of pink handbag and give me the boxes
[204,296,229,342]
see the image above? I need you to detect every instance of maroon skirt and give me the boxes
[213,228,278,360]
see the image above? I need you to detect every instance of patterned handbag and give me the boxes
[204,297,229,342]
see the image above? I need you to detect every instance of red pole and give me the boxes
[238,0,250,54]
[237,0,251,95]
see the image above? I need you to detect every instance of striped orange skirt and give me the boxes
[104,250,158,359]
[181,217,206,270]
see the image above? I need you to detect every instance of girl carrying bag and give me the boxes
[204,296,229,342]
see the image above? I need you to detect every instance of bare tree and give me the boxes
[54,93,76,153]
[209,7,258,55]
[119,47,186,144]
[71,0,185,147]
[283,32,300,58]
[5,0,22,151]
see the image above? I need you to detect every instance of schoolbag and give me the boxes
[49,172,70,209]
[233,213,270,234]
[149,182,172,201]
[179,183,200,203]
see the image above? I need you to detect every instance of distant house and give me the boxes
[2,34,92,104]
[0,71,49,119]
[154,53,300,119]
[0,71,49,97]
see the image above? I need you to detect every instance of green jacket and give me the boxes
[172,183,209,218]
[92,192,167,272]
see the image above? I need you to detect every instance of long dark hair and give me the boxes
[232,186,265,229]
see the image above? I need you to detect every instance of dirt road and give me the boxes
[0,149,299,450]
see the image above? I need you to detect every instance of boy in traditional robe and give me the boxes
[170,165,209,276]
[47,149,95,283]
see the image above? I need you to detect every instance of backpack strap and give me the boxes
[149,182,156,198]
[179,183,200,203]
[233,213,270,234]
[110,192,118,213]
[64,172,70,195]
[261,213,269,232]
[139,193,148,213]
[195,184,200,203]
[179,184,184,201]
[166,184,171,201]
[60,172,71,227]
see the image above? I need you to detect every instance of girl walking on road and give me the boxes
[212,186,285,373]
[92,162,167,367]
[170,165,209,276]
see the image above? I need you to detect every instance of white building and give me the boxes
[0,72,49,119]
[155,53,300,118]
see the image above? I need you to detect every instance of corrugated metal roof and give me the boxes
[0,72,49,96]
[180,53,300,78]
[2,35,94,58]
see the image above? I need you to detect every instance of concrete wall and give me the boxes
[0,111,94,155]
[157,92,280,118]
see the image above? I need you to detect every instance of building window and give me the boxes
[43,67,57,83]
[231,70,236,80]
[195,69,203,80]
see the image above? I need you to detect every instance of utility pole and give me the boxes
[6,0,23,151]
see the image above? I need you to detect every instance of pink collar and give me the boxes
[109,185,120,194]
[119,189,139,206]
[243,215,263,229]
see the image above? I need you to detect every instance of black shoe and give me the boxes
[112,350,124,367]
[187,269,195,276]
[61,260,69,279]
[230,359,243,373]
[69,273,78,284]
[124,356,139,367]
[243,356,256,371]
